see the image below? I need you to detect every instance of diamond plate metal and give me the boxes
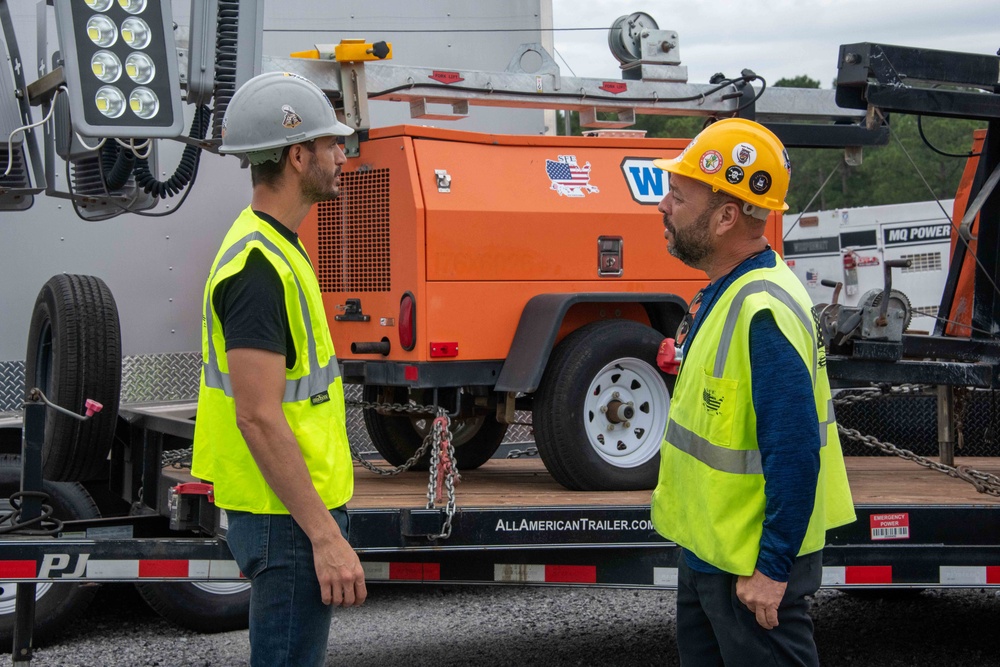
[0,361,25,414]
[3,355,534,452]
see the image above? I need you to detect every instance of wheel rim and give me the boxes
[583,357,669,468]
[407,414,485,448]
[190,581,251,596]
[0,498,53,614]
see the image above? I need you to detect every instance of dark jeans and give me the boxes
[677,550,823,667]
[225,506,351,667]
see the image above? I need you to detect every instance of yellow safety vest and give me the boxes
[192,207,353,513]
[651,257,855,575]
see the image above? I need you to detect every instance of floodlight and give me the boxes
[53,0,183,138]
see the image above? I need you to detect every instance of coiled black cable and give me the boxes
[0,491,63,536]
[132,104,212,198]
[100,140,135,191]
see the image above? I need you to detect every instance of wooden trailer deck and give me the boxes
[349,456,1000,509]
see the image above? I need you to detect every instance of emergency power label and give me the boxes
[870,512,910,540]
[883,223,951,246]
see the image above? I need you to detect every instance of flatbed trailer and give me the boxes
[4,454,999,591]
[2,0,1000,661]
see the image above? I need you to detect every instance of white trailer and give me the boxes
[782,199,955,329]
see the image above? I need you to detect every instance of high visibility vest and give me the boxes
[651,258,855,575]
[191,207,353,513]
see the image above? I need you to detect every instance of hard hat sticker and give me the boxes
[749,170,772,195]
[725,165,744,184]
[732,142,757,167]
[282,105,303,129]
[699,150,723,174]
[545,155,600,198]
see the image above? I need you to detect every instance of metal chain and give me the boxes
[833,384,1000,496]
[162,448,193,468]
[347,399,461,539]
[345,399,443,476]
[506,446,538,458]
[425,411,460,539]
[832,383,933,407]
[837,426,1000,497]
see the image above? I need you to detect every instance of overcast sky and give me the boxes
[550,0,999,88]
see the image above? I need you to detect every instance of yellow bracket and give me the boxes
[290,40,393,62]
[335,39,393,62]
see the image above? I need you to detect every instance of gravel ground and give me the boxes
[6,583,1000,666]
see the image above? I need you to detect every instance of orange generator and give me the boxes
[299,125,783,491]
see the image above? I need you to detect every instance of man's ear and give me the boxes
[713,201,741,237]
[286,144,308,175]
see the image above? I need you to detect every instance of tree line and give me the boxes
[558,75,985,214]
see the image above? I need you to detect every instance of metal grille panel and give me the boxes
[316,169,391,293]
[900,252,942,273]
[4,355,534,451]
[836,389,1000,457]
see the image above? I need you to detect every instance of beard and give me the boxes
[300,159,340,204]
[664,208,714,268]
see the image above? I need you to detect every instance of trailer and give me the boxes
[783,198,956,328]
[1,1,999,664]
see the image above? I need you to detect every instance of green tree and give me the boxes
[557,76,984,213]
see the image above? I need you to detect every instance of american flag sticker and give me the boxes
[545,155,600,198]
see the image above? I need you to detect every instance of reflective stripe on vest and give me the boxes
[667,397,836,476]
[203,231,340,402]
[714,280,817,382]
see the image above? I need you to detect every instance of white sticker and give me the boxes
[732,142,757,167]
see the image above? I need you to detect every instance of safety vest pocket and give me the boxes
[690,371,739,448]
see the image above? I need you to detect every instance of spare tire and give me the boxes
[24,275,121,482]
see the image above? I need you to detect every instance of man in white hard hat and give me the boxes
[192,71,365,667]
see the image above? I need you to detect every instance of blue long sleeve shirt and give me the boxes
[680,249,821,582]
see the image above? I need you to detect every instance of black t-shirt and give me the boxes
[212,211,311,370]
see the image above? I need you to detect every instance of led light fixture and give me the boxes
[54,0,183,138]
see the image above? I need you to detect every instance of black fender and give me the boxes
[494,293,687,394]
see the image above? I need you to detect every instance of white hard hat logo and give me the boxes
[282,105,302,129]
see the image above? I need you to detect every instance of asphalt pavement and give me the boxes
[7,582,1000,666]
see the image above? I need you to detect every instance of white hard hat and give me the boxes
[219,72,353,165]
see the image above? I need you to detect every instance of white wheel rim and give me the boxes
[0,581,52,616]
[190,581,251,596]
[409,414,485,448]
[583,357,670,468]
[0,499,53,614]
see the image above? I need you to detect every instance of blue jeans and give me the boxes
[225,506,351,667]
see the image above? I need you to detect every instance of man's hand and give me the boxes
[313,532,367,607]
[736,569,787,630]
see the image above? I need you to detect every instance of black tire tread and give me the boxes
[534,320,672,491]
[24,275,121,482]
[134,580,250,633]
[362,385,507,470]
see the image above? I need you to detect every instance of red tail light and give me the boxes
[399,292,416,351]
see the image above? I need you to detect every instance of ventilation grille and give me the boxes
[900,252,942,273]
[316,168,391,293]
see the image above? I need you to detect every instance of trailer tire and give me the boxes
[362,385,507,470]
[534,320,673,491]
[24,275,122,482]
[0,455,101,651]
[135,580,250,633]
